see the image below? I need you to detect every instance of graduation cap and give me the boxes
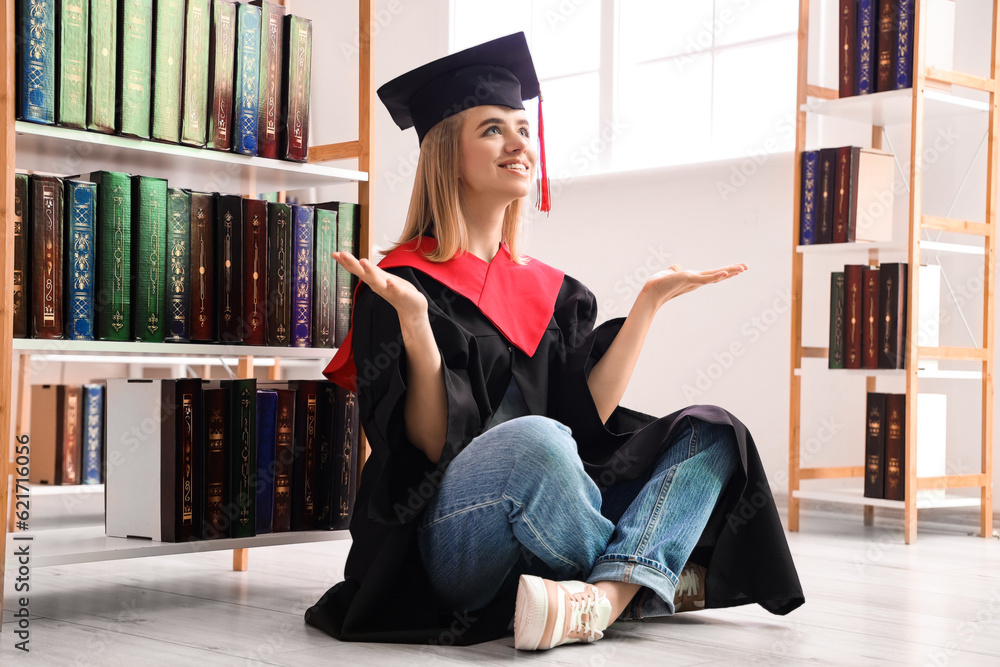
[377,32,550,212]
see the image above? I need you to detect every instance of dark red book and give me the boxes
[833,146,860,243]
[879,263,908,369]
[884,393,906,500]
[56,385,83,485]
[876,0,899,92]
[862,267,881,369]
[202,387,229,539]
[30,175,65,339]
[207,0,238,151]
[844,264,864,369]
[272,388,296,532]
[189,192,216,341]
[243,198,268,345]
[290,380,319,531]
[839,0,857,98]
[864,392,886,499]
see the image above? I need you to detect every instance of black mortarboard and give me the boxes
[377,32,550,212]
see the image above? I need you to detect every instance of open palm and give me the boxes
[332,251,429,323]
[642,263,748,308]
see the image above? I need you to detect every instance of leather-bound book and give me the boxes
[876,0,899,93]
[266,200,292,345]
[226,378,257,538]
[14,173,30,338]
[64,179,97,340]
[165,188,192,342]
[828,272,845,369]
[844,264,864,369]
[290,380,319,530]
[894,0,914,89]
[857,0,875,94]
[189,192,216,341]
[202,386,229,539]
[116,0,153,139]
[30,175,65,339]
[313,382,336,529]
[799,151,818,246]
[878,262,908,369]
[251,0,284,158]
[207,0,237,151]
[85,171,132,341]
[17,0,56,124]
[335,203,360,346]
[131,176,168,342]
[816,148,837,244]
[216,194,244,343]
[81,383,103,484]
[311,205,337,348]
[883,393,906,500]
[256,389,278,535]
[839,0,856,98]
[864,392,886,499]
[151,0,186,143]
[291,205,314,347]
[87,0,117,133]
[862,267,880,369]
[242,198,268,345]
[234,1,261,155]
[281,13,311,161]
[832,146,860,243]
[57,384,83,484]
[56,0,89,128]
[180,0,210,146]
[160,379,203,542]
[334,386,359,531]
[272,388,295,532]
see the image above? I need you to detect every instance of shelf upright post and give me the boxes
[0,0,15,614]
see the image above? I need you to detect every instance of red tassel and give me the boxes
[536,91,551,213]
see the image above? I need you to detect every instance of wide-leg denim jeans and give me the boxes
[416,414,739,620]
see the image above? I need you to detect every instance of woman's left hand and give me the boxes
[639,263,748,310]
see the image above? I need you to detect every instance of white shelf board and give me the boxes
[792,486,983,510]
[797,241,907,254]
[794,367,981,380]
[12,338,336,362]
[802,88,988,125]
[25,483,104,496]
[5,525,350,568]
[14,121,367,194]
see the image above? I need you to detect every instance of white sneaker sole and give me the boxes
[513,574,548,650]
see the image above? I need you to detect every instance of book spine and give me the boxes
[839,0,856,98]
[846,146,861,242]
[57,385,83,484]
[94,171,132,341]
[281,14,311,161]
[312,207,337,348]
[314,383,336,529]
[65,180,97,340]
[291,380,318,530]
[81,383,103,484]
[256,390,279,535]
[229,378,257,539]
[883,393,906,500]
[266,201,292,345]
[829,272,845,369]
[234,3,261,155]
[181,0,211,146]
[335,203,360,347]
[151,0,185,142]
[864,392,886,498]
[87,0,117,132]
[117,0,152,138]
[14,174,30,338]
[335,387,358,530]
[816,148,837,244]
[291,205,314,347]
[165,188,191,342]
[272,388,294,532]
[19,0,56,124]
[131,176,167,342]
[177,379,202,542]
[207,0,237,151]
[857,0,875,94]
[57,0,89,128]
[894,0,914,90]
[876,0,898,93]
[799,151,818,245]
[31,175,65,339]
[844,264,864,369]
[255,0,284,159]
[203,387,228,539]
[862,267,880,369]
[216,194,244,343]
[879,262,908,369]
[190,192,216,341]
[242,198,268,345]
[833,147,851,243]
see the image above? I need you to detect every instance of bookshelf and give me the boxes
[788,0,997,544]
[0,0,375,606]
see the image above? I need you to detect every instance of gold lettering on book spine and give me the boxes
[218,11,233,139]
[111,184,126,332]
[182,393,194,525]
[239,388,252,526]
[42,184,56,326]
[223,211,233,323]
[64,392,79,483]
[339,392,356,518]
[208,406,224,531]
[71,186,93,332]
[147,194,161,334]
[251,214,262,330]
[264,12,279,139]
[304,395,316,514]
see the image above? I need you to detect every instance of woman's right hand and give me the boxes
[333,251,429,328]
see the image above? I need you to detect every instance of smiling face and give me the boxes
[458,105,536,206]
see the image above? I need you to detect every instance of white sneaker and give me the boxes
[513,575,613,651]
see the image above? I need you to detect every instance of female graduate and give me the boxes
[306,32,804,651]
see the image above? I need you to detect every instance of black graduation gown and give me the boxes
[304,263,805,645]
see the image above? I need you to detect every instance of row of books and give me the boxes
[828,263,908,369]
[28,383,105,486]
[105,377,358,542]
[12,171,359,347]
[799,147,894,245]
[16,0,311,161]
[839,0,913,97]
[865,391,948,501]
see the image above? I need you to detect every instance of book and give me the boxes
[857,0,875,94]
[30,175,65,339]
[190,191,216,342]
[828,271,845,369]
[207,0,238,151]
[334,386,359,530]
[226,378,257,538]
[242,198,268,345]
[816,148,837,244]
[291,204,314,347]
[81,383,103,484]
[884,393,906,500]
[281,13,311,161]
[64,179,97,341]
[87,170,132,341]
[799,150,818,246]
[272,388,295,532]
[56,0,89,128]
[832,146,860,243]
[29,385,59,484]
[878,262,907,369]
[290,380,318,530]
[181,0,211,146]
[876,0,899,93]
[252,0,285,158]
[202,386,229,539]
[160,378,204,543]
[256,389,279,535]
[864,392,886,499]
[266,200,292,345]
[844,264,864,369]
[854,149,895,242]
[893,0,914,90]
[14,173,30,338]
[165,188,192,342]
[151,0,186,143]
[839,0,857,98]
[312,205,337,347]
[334,202,360,346]
[117,0,153,139]
[862,267,880,369]
[18,0,56,125]
[313,383,335,529]
[57,384,83,485]
[234,1,261,155]
[131,175,168,342]
[216,194,244,343]
[87,0,117,133]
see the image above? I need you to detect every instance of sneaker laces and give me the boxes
[565,588,606,643]
[676,566,701,599]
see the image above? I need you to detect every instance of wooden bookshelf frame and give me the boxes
[788,0,997,544]
[0,0,375,612]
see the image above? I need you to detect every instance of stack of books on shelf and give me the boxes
[11,171,359,348]
[105,377,358,542]
[15,0,312,161]
[864,391,947,500]
[28,383,105,486]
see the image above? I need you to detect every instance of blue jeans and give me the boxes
[416,414,739,620]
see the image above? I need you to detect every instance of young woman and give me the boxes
[306,32,804,651]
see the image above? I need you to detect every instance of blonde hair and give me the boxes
[385,112,527,264]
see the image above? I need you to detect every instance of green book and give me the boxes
[181,0,210,146]
[87,0,117,133]
[87,171,132,340]
[151,0,185,143]
[131,176,167,342]
[335,203,360,347]
[57,0,89,129]
[117,0,153,138]
[228,378,257,539]
[165,188,191,342]
[829,271,845,369]
[311,205,336,348]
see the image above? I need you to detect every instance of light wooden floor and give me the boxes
[3,501,999,666]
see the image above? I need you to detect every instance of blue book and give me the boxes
[18,0,56,124]
[234,2,261,156]
[81,383,104,484]
[894,0,914,90]
[857,0,875,95]
[291,204,314,347]
[800,151,819,246]
[65,179,97,339]
[256,390,278,535]
[165,188,191,342]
